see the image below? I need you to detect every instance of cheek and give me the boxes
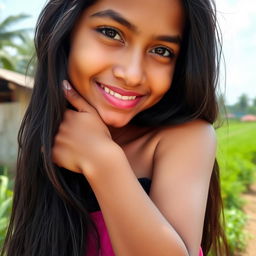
[68,37,111,88]
[150,66,174,97]
[68,46,99,84]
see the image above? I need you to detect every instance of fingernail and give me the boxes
[63,80,72,90]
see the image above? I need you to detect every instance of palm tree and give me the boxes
[0,13,31,70]
[13,36,36,76]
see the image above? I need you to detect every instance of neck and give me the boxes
[108,123,153,146]
[108,124,131,142]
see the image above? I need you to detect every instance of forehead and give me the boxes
[85,0,185,36]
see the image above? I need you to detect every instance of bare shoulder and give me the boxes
[155,119,216,161]
[158,119,216,142]
[149,119,216,254]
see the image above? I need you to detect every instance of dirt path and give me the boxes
[238,184,256,256]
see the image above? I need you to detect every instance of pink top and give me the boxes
[87,211,204,256]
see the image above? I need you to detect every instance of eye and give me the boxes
[151,46,175,59]
[96,27,124,42]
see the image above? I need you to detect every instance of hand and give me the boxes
[52,80,113,174]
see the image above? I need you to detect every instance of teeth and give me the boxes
[114,92,122,99]
[100,84,137,100]
[104,87,110,94]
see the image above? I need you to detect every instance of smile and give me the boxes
[96,81,143,109]
[99,83,137,101]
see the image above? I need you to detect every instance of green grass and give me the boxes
[216,121,256,253]
[218,121,256,196]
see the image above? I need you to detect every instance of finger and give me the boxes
[62,80,95,113]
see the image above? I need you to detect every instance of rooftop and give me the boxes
[0,68,33,89]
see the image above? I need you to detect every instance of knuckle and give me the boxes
[67,89,78,98]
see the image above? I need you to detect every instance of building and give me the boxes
[0,68,33,172]
[241,114,256,122]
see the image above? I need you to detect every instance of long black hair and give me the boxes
[1,0,229,255]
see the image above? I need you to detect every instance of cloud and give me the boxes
[216,0,256,104]
[0,3,6,10]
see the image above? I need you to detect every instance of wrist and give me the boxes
[81,140,124,180]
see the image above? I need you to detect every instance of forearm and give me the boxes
[83,143,189,256]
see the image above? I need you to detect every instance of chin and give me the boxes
[106,120,129,128]
[102,115,131,128]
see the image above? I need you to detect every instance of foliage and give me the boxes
[0,167,13,249]
[12,36,36,76]
[0,13,32,72]
[225,208,248,253]
[217,121,256,253]
[226,94,256,116]
[248,106,256,115]
[237,94,249,112]
[253,98,256,108]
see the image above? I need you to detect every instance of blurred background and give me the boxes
[0,0,255,254]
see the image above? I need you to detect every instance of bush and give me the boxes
[0,169,13,248]
[217,121,256,253]
[225,208,248,253]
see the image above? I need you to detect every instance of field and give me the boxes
[217,121,256,253]
[0,121,255,253]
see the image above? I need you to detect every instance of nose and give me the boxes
[112,49,146,87]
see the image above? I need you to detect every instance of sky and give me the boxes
[0,0,255,105]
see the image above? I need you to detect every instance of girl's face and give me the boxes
[68,0,185,127]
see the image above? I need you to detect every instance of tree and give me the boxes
[237,94,249,113]
[253,97,256,107]
[247,97,256,115]
[0,13,30,70]
[217,93,227,117]
[13,36,36,76]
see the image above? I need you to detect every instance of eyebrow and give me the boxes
[90,9,137,32]
[90,9,182,45]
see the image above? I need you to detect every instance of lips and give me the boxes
[96,81,143,109]
[98,81,143,97]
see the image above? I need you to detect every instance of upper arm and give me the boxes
[150,120,216,255]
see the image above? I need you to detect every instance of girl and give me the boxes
[2,0,229,255]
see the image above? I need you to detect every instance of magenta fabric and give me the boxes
[87,211,204,256]
[87,211,115,256]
